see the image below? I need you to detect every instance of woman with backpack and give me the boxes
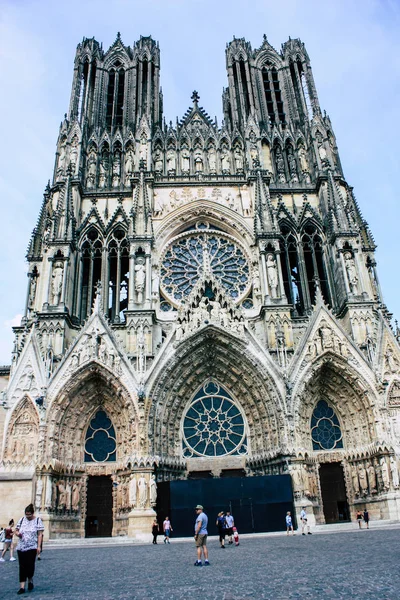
[15,503,44,594]
[0,519,16,561]
[216,511,226,548]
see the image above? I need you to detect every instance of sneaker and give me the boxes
[0,558,5,562]
[10,557,16,561]
[28,582,34,591]
[194,561,202,567]
[302,533,306,536]
[17,590,25,595]
[308,532,312,535]
[204,560,210,566]
[167,541,170,544]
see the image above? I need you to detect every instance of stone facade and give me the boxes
[1,33,400,537]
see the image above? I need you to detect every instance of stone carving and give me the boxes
[135,258,146,304]
[139,134,147,166]
[154,148,163,174]
[69,136,79,172]
[181,148,190,174]
[266,254,278,298]
[298,144,310,181]
[112,151,121,187]
[57,480,67,510]
[234,144,244,173]
[51,479,57,509]
[35,479,43,512]
[275,147,286,183]
[384,348,399,375]
[4,402,39,465]
[390,456,399,489]
[72,481,81,511]
[351,464,360,497]
[380,457,390,492]
[86,148,97,188]
[316,132,328,167]
[137,475,147,508]
[151,266,160,301]
[44,477,52,509]
[344,252,359,295]
[65,480,72,511]
[358,463,368,496]
[287,147,298,183]
[124,148,134,179]
[366,461,377,493]
[51,261,64,305]
[388,382,400,407]
[194,149,203,173]
[167,149,176,174]
[99,151,109,188]
[57,138,67,179]
[221,144,231,174]
[250,144,259,168]
[129,475,137,508]
[306,320,348,360]
[150,474,157,505]
[29,275,37,309]
[252,268,261,300]
[208,145,217,174]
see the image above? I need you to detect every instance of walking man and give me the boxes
[225,510,235,544]
[163,516,173,544]
[300,507,312,535]
[194,505,210,567]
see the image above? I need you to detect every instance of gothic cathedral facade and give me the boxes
[1,33,400,538]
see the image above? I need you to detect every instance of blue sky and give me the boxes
[0,0,399,363]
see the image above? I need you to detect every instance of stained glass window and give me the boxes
[84,409,116,462]
[311,400,343,451]
[160,230,250,305]
[182,381,247,457]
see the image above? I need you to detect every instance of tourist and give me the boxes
[152,518,159,544]
[300,507,312,535]
[163,516,173,544]
[356,510,363,529]
[225,510,235,544]
[286,511,294,535]
[0,519,16,562]
[363,509,370,529]
[216,511,226,548]
[194,505,210,566]
[15,503,44,594]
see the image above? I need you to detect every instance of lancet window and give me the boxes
[79,228,103,320]
[107,227,129,322]
[279,223,331,315]
[106,66,125,130]
[76,59,96,124]
[289,58,313,122]
[311,400,343,451]
[261,65,285,125]
[84,409,116,463]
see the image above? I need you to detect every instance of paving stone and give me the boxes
[1,529,399,599]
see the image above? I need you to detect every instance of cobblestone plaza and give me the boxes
[1,529,400,599]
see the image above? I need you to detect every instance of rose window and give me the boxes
[311,400,343,451]
[182,381,247,457]
[160,229,250,305]
[84,409,117,462]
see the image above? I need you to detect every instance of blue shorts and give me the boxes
[164,529,170,537]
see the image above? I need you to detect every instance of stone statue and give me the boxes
[351,465,360,497]
[221,144,231,173]
[390,456,399,489]
[65,481,72,511]
[318,140,328,166]
[51,479,58,509]
[250,144,259,168]
[210,300,221,322]
[154,148,163,173]
[29,275,37,308]
[208,146,217,173]
[137,475,147,508]
[86,149,97,188]
[57,139,66,178]
[151,266,160,300]
[385,348,398,373]
[366,461,377,493]
[287,148,298,182]
[124,148,134,178]
[266,254,278,298]
[167,149,176,173]
[139,134,147,165]
[380,457,390,492]
[98,153,108,188]
[319,323,334,350]
[129,475,137,507]
[150,474,157,505]
[51,262,64,305]
[344,252,359,295]
[45,477,52,509]
[358,463,368,496]
[69,136,78,171]
[234,144,244,172]
[72,481,80,511]
[181,148,190,174]
[35,479,43,512]
[58,480,67,510]
[298,145,309,174]
[175,320,184,341]
[194,149,203,173]
[135,258,146,304]
[275,147,286,183]
[112,151,121,187]
[253,269,261,299]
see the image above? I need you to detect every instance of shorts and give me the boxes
[195,534,207,547]
[225,527,233,536]
[164,529,171,537]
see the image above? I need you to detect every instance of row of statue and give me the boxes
[291,464,319,499]
[117,474,157,510]
[351,457,399,497]
[274,143,311,184]
[175,297,246,341]
[37,477,81,512]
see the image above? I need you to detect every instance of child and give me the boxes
[232,526,239,546]
[286,511,294,535]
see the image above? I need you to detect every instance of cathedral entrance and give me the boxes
[85,475,113,537]
[319,463,350,523]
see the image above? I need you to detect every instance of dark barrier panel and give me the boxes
[156,475,295,537]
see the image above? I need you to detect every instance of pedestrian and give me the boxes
[232,526,240,546]
[225,510,235,544]
[216,511,226,548]
[286,511,295,535]
[152,518,159,544]
[0,519,16,562]
[300,507,312,535]
[15,503,44,594]
[163,516,173,544]
[194,504,210,567]
[363,509,370,529]
[356,510,363,529]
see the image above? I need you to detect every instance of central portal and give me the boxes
[319,463,350,523]
[85,475,113,537]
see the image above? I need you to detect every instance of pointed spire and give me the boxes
[132,169,153,237]
[254,169,276,235]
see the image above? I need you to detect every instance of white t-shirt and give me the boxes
[225,515,234,528]
[300,510,307,521]
[16,516,44,552]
